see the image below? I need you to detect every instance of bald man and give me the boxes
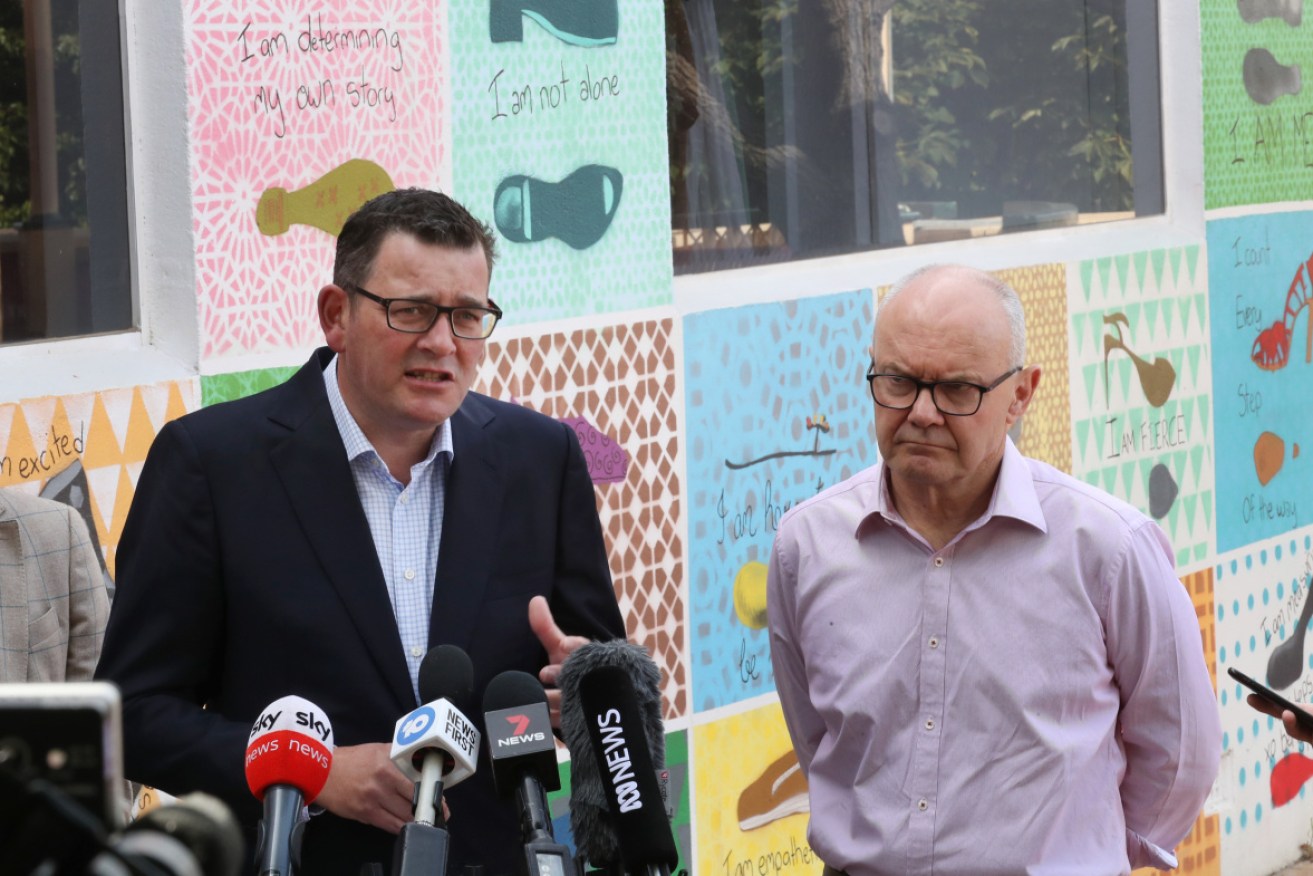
[768,265,1220,875]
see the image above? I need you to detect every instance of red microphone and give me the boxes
[244,696,335,876]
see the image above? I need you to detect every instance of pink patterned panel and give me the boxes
[185,1,448,360]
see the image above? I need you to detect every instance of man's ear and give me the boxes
[1007,365,1042,424]
[319,284,350,353]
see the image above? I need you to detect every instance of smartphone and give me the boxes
[1227,667,1313,732]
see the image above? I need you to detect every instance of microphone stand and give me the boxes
[515,774,575,876]
[391,777,449,876]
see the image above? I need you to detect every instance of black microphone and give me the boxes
[389,645,480,876]
[558,641,676,876]
[482,670,576,876]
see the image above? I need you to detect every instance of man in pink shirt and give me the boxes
[767,264,1220,875]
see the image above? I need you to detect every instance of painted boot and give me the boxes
[489,0,619,46]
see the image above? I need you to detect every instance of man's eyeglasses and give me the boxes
[349,285,503,339]
[866,366,1021,417]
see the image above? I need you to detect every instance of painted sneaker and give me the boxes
[494,164,623,251]
[737,749,809,831]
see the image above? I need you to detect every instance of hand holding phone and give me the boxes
[1228,667,1313,732]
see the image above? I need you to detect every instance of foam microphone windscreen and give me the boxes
[558,640,669,870]
[419,644,475,713]
[244,695,335,803]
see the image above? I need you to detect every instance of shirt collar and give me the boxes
[861,436,1047,538]
[322,353,454,469]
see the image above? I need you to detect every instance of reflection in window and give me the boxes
[668,0,1162,273]
[0,0,131,343]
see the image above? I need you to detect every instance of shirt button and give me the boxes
[404,569,416,581]
[917,799,928,811]
[410,646,423,658]
[401,493,409,504]
[929,637,940,649]
[933,557,944,567]
[925,719,935,731]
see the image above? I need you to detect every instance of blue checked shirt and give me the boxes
[324,356,452,703]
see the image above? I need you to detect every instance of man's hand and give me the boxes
[528,595,589,728]
[1246,693,1313,744]
[314,743,417,834]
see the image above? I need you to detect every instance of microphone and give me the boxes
[558,641,676,876]
[482,670,576,876]
[388,645,481,876]
[244,696,335,876]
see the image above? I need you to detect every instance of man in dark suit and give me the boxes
[95,188,626,875]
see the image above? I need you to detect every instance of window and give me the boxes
[668,0,1162,273]
[0,0,131,343]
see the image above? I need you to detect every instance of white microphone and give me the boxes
[244,696,334,876]
[388,646,480,826]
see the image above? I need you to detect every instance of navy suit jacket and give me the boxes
[96,348,625,874]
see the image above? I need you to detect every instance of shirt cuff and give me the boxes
[1126,828,1178,870]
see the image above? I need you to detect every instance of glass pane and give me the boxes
[0,0,132,343]
[668,0,1162,274]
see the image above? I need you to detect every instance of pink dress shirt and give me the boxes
[768,439,1220,875]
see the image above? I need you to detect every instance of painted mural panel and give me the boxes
[185,1,447,360]
[477,319,687,718]
[1215,529,1313,876]
[694,701,818,876]
[448,0,672,324]
[684,291,877,712]
[1208,214,1312,552]
[1069,248,1216,568]
[0,380,200,579]
[1201,0,1313,208]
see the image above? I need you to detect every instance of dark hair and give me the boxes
[333,188,497,291]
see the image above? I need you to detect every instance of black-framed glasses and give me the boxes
[349,285,503,339]
[865,365,1021,416]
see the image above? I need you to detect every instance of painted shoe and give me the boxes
[494,164,623,251]
[737,750,809,831]
[490,0,619,46]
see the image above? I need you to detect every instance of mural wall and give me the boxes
[4,1,1313,873]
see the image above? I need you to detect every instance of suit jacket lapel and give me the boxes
[268,350,415,709]
[0,500,28,682]
[430,395,502,653]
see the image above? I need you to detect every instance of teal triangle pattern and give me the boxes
[1073,313,1087,355]
[1144,299,1161,335]
[1191,444,1206,484]
[1203,489,1213,531]
[1102,466,1119,495]
[1134,252,1150,294]
[1121,461,1137,499]
[1083,362,1100,409]
[1195,293,1208,331]
[1115,254,1132,295]
[1152,249,1167,290]
[1167,495,1181,536]
[1187,345,1201,387]
[1173,449,1188,482]
[1183,494,1198,535]
[1081,260,1096,303]
[1138,457,1155,484]
[1195,544,1207,562]
[1185,245,1201,285]
[1182,398,1196,437]
[1179,298,1193,334]
[1129,406,1146,445]
[1119,358,1134,403]
[1092,414,1108,459]
[1076,418,1092,462]
[1162,297,1175,335]
[1199,396,1211,434]
[1126,302,1143,339]
[1097,258,1113,298]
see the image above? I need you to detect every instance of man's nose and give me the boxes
[418,312,458,353]
[906,384,943,424]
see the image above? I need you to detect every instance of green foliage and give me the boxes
[892,0,1136,215]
